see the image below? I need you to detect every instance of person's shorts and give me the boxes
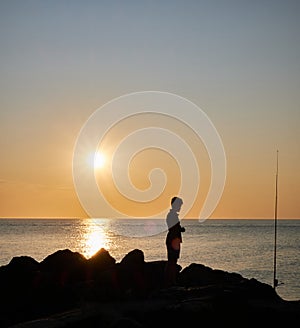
[167,237,181,261]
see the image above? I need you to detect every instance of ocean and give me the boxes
[0,218,299,301]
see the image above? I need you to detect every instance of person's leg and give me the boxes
[165,250,179,286]
[165,238,181,286]
[164,258,177,287]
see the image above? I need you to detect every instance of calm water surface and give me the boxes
[0,218,299,301]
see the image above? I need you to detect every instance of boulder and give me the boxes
[40,249,87,286]
[88,247,116,273]
[0,247,299,328]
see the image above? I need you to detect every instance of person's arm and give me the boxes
[177,221,185,233]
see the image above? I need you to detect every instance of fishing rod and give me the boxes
[273,150,279,289]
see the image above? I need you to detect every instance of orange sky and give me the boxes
[0,1,299,219]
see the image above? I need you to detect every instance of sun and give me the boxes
[94,152,106,169]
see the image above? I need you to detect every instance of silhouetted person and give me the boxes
[164,196,185,286]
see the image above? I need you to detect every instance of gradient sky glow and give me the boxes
[0,0,299,218]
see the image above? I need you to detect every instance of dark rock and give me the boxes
[178,263,282,304]
[88,248,116,273]
[0,255,40,290]
[238,277,282,300]
[40,249,88,286]
[117,249,146,297]
[83,248,118,301]
[145,260,181,291]
[0,248,299,328]
[7,256,40,272]
[119,249,144,266]
[109,317,144,328]
[178,263,244,287]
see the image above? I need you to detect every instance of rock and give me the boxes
[7,256,40,272]
[144,260,168,291]
[119,249,145,266]
[178,263,244,287]
[0,255,40,290]
[40,249,88,286]
[0,247,299,328]
[88,248,116,275]
[178,262,281,302]
[117,249,146,297]
[109,317,144,328]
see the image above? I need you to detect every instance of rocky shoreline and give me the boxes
[1,248,299,327]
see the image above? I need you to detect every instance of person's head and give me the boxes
[171,196,183,212]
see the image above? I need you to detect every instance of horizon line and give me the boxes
[0,217,299,220]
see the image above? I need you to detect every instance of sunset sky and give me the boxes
[0,0,299,219]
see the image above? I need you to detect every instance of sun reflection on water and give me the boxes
[81,219,109,258]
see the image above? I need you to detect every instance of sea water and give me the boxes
[0,218,299,301]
